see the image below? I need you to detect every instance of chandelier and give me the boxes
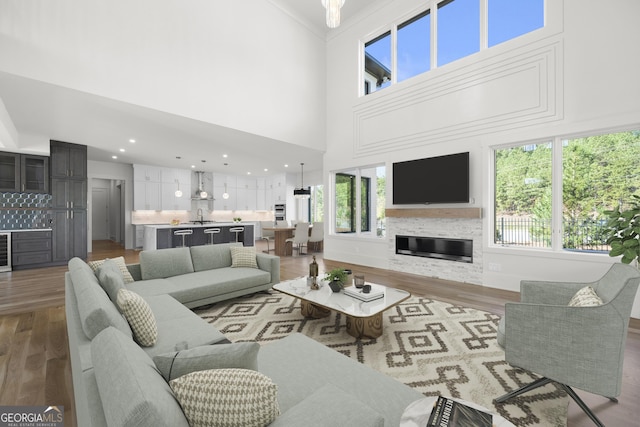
[293,163,311,199]
[321,0,345,28]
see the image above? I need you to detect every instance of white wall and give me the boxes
[324,0,640,317]
[0,0,326,151]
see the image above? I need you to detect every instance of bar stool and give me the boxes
[229,226,244,244]
[204,228,221,245]
[174,229,193,247]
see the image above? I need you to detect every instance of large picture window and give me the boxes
[494,130,640,252]
[333,166,386,237]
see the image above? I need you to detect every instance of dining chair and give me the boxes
[308,222,324,252]
[285,222,310,256]
[260,221,275,253]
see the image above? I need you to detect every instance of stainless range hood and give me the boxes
[191,171,213,200]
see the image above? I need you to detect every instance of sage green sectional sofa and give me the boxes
[65,243,423,427]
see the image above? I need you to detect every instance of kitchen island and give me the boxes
[142,222,254,251]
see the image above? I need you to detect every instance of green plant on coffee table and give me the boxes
[605,195,640,265]
[323,268,348,287]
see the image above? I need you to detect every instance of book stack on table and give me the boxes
[344,285,384,302]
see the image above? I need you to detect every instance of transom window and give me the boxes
[363,0,544,95]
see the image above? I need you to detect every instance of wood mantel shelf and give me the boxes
[385,207,482,219]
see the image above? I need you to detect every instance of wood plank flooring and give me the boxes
[0,240,638,426]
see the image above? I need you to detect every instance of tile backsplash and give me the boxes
[0,192,53,230]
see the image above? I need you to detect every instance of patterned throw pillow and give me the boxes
[170,368,279,427]
[88,256,135,283]
[230,246,258,269]
[116,289,158,346]
[568,286,603,307]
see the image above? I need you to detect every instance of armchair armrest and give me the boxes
[504,302,627,397]
[520,279,592,305]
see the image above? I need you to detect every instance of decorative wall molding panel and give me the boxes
[353,38,563,157]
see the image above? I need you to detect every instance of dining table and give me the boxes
[262,226,295,256]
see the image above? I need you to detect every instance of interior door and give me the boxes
[92,188,109,240]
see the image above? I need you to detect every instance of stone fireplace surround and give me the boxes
[386,208,482,285]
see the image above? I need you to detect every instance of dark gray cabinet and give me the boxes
[12,231,52,269]
[0,151,49,193]
[50,141,87,263]
[50,140,87,179]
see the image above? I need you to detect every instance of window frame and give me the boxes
[489,125,640,256]
[360,0,547,97]
[330,164,385,239]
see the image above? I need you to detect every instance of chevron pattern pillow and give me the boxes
[170,368,279,427]
[230,246,258,269]
[568,286,603,307]
[116,289,158,346]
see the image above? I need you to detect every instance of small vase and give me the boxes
[329,280,343,293]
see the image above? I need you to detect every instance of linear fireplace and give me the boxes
[395,235,473,263]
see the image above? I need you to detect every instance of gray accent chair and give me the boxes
[495,263,640,427]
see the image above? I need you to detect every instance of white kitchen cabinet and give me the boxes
[133,164,162,182]
[133,181,161,210]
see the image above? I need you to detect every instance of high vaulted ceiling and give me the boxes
[0,0,375,177]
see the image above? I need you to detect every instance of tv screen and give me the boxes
[393,152,469,204]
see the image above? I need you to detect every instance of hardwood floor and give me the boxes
[0,240,638,426]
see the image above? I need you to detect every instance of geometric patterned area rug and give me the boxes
[195,289,568,426]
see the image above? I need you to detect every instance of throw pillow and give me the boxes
[116,289,158,346]
[568,286,603,307]
[170,368,279,427]
[88,256,135,283]
[230,246,258,269]
[153,342,260,381]
[96,259,126,302]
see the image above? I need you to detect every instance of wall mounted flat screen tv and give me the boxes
[393,152,469,204]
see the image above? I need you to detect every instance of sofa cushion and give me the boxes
[568,286,603,307]
[189,243,240,272]
[230,245,259,268]
[270,384,384,427]
[92,327,190,427]
[70,264,132,340]
[140,247,194,280]
[117,289,158,347]
[96,259,126,302]
[170,368,279,427]
[141,295,229,357]
[153,341,260,381]
[87,256,135,283]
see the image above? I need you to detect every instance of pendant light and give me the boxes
[294,163,311,199]
[321,0,345,28]
[175,180,183,198]
[222,163,230,199]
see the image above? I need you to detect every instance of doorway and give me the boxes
[92,187,109,240]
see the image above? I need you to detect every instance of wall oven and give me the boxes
[0,232,11,272]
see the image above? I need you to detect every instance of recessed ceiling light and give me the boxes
[112,155,118,159]
[247,172,251,175]
[264,168,268,172]
[284,164,289,168]
[191,165,195,168]
[119,148,125,152]
[223,154,228,158]
[129,139,136,143]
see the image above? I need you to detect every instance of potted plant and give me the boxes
[324,268,348,292]
[604,195,640,265]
